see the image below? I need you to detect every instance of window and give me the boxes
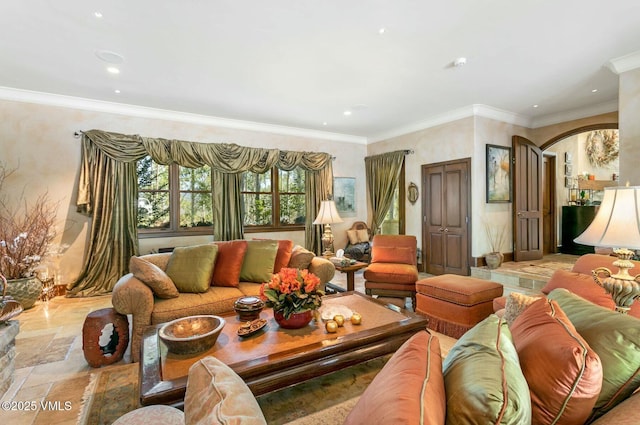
[136,158,305,236]
[137,156,213,236]
[242,168,306,231]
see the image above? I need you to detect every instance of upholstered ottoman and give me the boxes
[416,275,503,338]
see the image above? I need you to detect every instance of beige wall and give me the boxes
[529,111,618,147]
[0,99,367,286]
[619,68,640,185]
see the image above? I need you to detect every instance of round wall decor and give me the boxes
[408,182,419,204]
[585,130,619,167]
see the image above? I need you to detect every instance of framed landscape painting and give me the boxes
[486,144,512,203]
[334,177,356,216]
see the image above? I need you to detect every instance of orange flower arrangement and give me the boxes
[261,268,324,319]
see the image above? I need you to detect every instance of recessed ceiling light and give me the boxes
[96,50,125,64]
[94,11,103,18]
[453,57,467,68]
[343,110,352,116]
[378,27,386,35]
[114,89,121,94]
[533,104,539,108]
[322,122,328,126]
[592,89,598,93]
[107,66,120,74]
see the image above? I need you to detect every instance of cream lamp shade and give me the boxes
[313,200,343,257]
[573,185,640,313]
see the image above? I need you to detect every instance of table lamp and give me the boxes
[574,185,640,313]
[313,200,343,257]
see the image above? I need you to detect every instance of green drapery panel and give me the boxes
[305,164,334,254]
[69,129,332,296]
[365,150,406,236]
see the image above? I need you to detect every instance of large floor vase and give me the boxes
[274,310,313,329]
[5,277,42,309]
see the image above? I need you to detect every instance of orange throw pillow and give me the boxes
[211,240,248,287]
[542,269,615,310]
[344,331,445,425]
[511,298,603,425]
[273,240,293,272]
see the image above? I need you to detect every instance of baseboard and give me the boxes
[472,252,514,268]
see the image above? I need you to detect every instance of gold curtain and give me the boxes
[305,164,334,253]
[68,129,333,296]
[365,150,406,235]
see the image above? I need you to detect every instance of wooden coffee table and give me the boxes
[139,291,428,406]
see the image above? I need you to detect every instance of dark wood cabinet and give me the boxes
[560,206,597,255]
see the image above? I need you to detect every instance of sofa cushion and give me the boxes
[185,356,267,425]
[344,330,446,425]
[548,288,640,420]
[152,286,245,324]
[212,240,248,287]
[503,292,540,326]
[273,240,294,273]
[442,315,531,425]
[542,269,615,310]
[239,240,278,283]
[129,256,179,299]
[288,245,315,270]
[166,244,218,293]
[113,405,185,425]
[511,298,603,425]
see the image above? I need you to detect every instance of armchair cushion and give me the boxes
[239,240,278,283]
[129,256,178,299]
[548,288,640,420]
[166,244,218,293]
[212,240,248,287]
[371,246,414,265]
[511,298,603,425]
[363,262,419,284]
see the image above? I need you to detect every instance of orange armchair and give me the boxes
[363,235,419,310]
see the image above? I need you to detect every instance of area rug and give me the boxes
[519,261,574,278]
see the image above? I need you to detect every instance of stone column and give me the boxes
[0,321,20,398]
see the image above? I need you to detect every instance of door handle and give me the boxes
[517,211,524,217]
[438,227,444,232]
[444,228,449,232]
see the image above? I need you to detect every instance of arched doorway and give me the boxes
[540,124,619,254]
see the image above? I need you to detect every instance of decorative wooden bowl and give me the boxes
[159,315,225,355]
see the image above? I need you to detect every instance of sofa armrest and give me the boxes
[590,390,640,425]
[112,273,155,362]
[308,256,335,291]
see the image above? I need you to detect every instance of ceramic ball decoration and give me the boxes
[325,320,338,333]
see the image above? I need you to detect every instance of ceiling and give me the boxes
[1,0,639,141]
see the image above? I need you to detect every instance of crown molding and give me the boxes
[607,50,640,75]
[369,104,531,142]
[529,99,618,128]
[0,86,368,144]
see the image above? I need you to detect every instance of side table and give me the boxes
[82,307,129,367]
[326,261,368,292]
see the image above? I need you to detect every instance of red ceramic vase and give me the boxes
[273,310,313,329]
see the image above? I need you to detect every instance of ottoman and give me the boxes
[416,274,503,338]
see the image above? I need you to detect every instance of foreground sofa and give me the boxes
[115,289,640,424]
[112,240,334,362]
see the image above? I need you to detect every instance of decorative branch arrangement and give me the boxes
[484,221,508,254]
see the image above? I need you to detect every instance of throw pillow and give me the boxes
[511,298,603,425]
[503,292,541,326]
[542,269,615,310]
[166,244,218,293]
[212,240,248,287]
[356,228,369,243]
[288,245,315,270]
[344,331,446,425]
[347,229,359,245]
[442,315,531,425]
[129,256,179,299]
[239,240,279,283]
[257,239,293,273]
[547,288,640,420]
[185,356,267,425]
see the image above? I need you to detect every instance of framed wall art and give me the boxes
[334,177,356,216]
[486,144,512,203]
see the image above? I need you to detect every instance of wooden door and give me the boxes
[422,159,470,275]
[513,136,543,261]
[542,154,556,254]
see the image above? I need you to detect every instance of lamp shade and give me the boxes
[574,186,640,249]
[313,200,344,225]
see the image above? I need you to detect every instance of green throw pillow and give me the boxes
[165,244,218,293]
[239,240,278,283]
[443,314,531,425]
[547,288,640,420]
